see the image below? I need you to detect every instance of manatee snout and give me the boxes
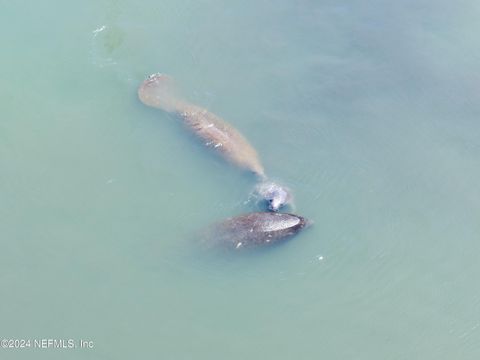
[268,189,289,211]
[255,181,293,211]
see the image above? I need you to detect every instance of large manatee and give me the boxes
[138,73,292,211]
[205,212,310,250]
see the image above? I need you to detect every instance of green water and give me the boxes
[2,0,480,359]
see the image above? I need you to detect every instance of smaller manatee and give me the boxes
[205,212,310,250]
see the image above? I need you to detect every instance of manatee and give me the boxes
[138,73,265,176]
[138,73,292,210]
[205,212,310,250]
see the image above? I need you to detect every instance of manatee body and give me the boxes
[138,73,266,177]
[207,212,310,250]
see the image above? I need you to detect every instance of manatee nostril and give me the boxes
[268,200,280,212]
[267,200,274,210]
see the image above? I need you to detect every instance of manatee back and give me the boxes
[205,212,309,250]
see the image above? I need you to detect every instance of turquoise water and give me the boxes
[2,0,480,359]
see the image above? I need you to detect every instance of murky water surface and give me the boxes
[1,1,480,359]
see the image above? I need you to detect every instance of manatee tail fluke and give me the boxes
[138,73,184,113]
